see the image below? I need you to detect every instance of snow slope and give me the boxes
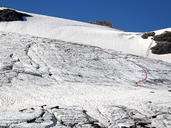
[0,8,171,127]
[0,7,170,62]
[0,31,171,127]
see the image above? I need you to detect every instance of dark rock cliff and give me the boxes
[142,31,171,54]
[0,9,32,22]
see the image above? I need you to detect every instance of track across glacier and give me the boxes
[99,49,148,83]
[0,31,170,88]
[0,31,171,127]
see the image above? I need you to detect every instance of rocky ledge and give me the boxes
[89,21,114,28]
[0,8,32,22]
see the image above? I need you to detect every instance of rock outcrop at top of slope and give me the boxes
[0,8,32,22]
[89,20,114,28]
[142,31,171,54]
[142,31,171,42]
[151,31,171,54]
[141,32,156,39]
[153,31,171,42]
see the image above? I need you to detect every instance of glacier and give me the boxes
[0,8,171,128]
[0,31,170,127]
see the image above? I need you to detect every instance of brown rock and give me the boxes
[89,20,114,28]
[141,32,155,39]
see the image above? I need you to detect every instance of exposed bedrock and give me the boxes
[142,31,171,54]
[151,31,171,54]
[141,32,155,39]
[0,9,32,22]
[153,31,171,42]
[89,21,114,28]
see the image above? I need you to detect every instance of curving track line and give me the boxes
[98,49,148,83]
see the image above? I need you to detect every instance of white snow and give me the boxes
[0,31,170,126]
[0,8,170,62]
[0,8,171,127]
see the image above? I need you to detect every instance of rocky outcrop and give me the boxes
[0,9,32,22]
[142,31,171,54]
[151,41,171,54]
[89,21,114,28]
[141,32,155,39]
[151,31,171,54]
[153,31,171,42]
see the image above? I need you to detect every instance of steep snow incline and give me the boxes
[0,8,170,62]
[0,31,171,127]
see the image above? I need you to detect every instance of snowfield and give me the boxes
[0,31,171,127]
[0,7,170,62]
[0,8,171,128]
